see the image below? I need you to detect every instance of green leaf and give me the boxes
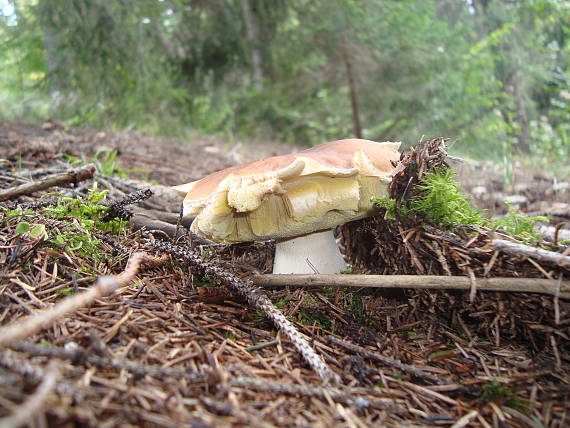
[15,222,30,234]
[29,224,48,239]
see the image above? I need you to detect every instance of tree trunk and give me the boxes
[511,70,531,153]
[38,0,64,112]
[239,0,264,89]
[342,42,363,139]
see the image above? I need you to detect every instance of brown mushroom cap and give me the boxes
[173,139,400,243]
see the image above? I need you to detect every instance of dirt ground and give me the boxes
[0,121,569,427]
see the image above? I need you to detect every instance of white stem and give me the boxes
[273,229,347,274]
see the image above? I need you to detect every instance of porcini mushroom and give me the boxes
[173,139,400,274]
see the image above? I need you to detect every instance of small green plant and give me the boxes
[349,292,366,323]
[297,309,332,331]
[55,287,75,297]
[41,184,127,259]
[16,222,48,240]
[480,381,530,412]
[223,331,236,340]
[64,149,126,177]
[493,202,548,245]
[1,207,33,223]
[201,248,214,260]
[275,297,289,308]
[321,287,336,299]
[50,232,103,260]
[15,221,31,234]
[44,185,128,233]
[95,150,122,177]
[254,310,273,328]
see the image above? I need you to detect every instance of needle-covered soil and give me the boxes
[0,122,569,427]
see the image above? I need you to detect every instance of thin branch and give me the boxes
[0,252,168,348]
[252,274,570,299]
[492,239,570,268]
[0,164,96,202]
[450,411,480,428]
[129,215,211,245]
[146,239,341,386]
[102,188,153,221]
[0,361,59,428]
[326,336,447,385]
[130,215,179,238]
[9,342,205,383]
[132,207,194,228]
[231,377,405,412]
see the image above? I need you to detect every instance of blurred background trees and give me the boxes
[0,0,568,163]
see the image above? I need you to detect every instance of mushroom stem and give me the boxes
[273,229,347,274]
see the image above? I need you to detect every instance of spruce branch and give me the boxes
[144,239,341,385]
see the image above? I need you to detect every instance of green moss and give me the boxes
[348,292,365,323]
[275,297,289,308]
[297,309,332,331]
[372,196,398,220]
[492,203,548,245]
[410,168,487,225]
[373,167,547,244]
[321,287,336,299]
[41,185,127,259]
[50,232,103,261]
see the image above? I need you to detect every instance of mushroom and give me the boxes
[173,139,400,274]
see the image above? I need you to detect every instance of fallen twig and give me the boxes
[0,361,59,428]
[492,239,570,268]
[450,410,479,428]
[326,336,447,385]
[0,252,167,348]
[146,239,341,386]
[102,188,153,221]
[252,274,570,299]
[130,215,213,245]
[132,207,194,228]
[231,377,405,412]
[0,164,96,202]
[130,215,180,237]
[9,341,206,383]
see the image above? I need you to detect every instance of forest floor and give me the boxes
[0,121,569,427]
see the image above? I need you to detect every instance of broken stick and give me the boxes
[492,239,570,268]
[326,336,447,385]
[252,274,570,300]
[0,164,96,202]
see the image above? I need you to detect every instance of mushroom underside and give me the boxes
[272,229,347,274]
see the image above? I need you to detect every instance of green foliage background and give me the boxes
[0,0,569,164]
